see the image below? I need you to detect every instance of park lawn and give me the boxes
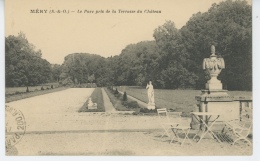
[117,86,252,115]
[6,86,68,103]
[6,82,60,95]
[78,87,105,112]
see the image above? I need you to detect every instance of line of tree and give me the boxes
[93,0,251,90]
[5,0,252,90]
[59,53,106,85]
[6,32,49,87]
[5,32,63,87]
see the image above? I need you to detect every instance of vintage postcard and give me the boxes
[3,0,257,159]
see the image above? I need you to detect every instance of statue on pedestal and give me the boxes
[87,97,97,109]
[146,81,155,109]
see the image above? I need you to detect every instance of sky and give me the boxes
[5,0,252,64]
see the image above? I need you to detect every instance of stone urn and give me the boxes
[203,45,225,90]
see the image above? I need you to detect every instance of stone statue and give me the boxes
[87,97,97,109]
[146,81,155,108]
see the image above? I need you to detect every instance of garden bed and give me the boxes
[78,87,105,112]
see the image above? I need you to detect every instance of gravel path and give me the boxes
[6,88,95,132]
[5,88,252,156]
[101,88,116,112]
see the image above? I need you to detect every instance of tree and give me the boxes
[60,53,107,86]
[111,41,161,87]
[153,21,198,88]
[51,64,62,82]
[10,1,249,90]
[88,74,95,83]
[180,0,252,90]
[5,32,52,87]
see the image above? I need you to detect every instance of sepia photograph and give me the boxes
[2,0,257,158]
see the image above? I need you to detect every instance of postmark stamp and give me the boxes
[5,105,26,148]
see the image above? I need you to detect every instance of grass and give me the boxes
[6,82,60,95]
[6,86,68,103]
[117,86,252,115]
[78,87,105,112]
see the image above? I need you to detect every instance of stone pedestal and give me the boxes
[193,90,234,131]
[88,105,97,109]
[205,74,223,90]
[206,83,222,90]
[194,90,252,131]
[192,45,252,131]
[196,91,238,122]
[193,90,230,130]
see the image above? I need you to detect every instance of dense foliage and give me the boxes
[6,1,252,90]
[5,32,53,87]
[108,0,252,90]
[59,53,108,86]
[180,0,252,90]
